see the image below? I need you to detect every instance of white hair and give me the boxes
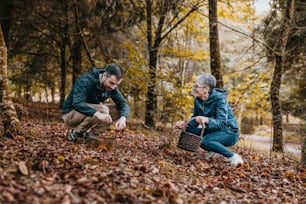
[196,73,216,90]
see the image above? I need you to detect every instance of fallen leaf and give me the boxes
[83,157,93,162]
[71,144,78,152]
[2,191,15,202]
[163,181,178,192]
[169,195,184,204]
[285,170,295,181]
[19,161,29,175]
[263,167,271,173]
[97,144,108,152]
[16,135,26,143]
[134,165,148,173]
[58,155,65,162]
[243,163,251,171]
[299,173,306,180]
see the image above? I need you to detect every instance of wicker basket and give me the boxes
[177,118,205,152]
[177,131,202,152]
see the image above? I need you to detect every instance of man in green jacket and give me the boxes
[62,64,130,141]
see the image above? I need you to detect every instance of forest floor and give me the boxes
[0,102,305,204]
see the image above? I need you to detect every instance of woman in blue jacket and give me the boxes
[176,73,243,166]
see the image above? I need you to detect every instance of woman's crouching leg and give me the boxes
[200,131,237,158]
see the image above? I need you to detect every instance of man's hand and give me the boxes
[94,112,112,124]
[176,121,186,129]
[115,116,127,130]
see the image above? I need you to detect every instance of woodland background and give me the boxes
[0,0,305,203]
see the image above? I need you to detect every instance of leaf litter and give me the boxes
[0,115,305,204]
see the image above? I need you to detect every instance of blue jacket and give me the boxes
[62,67,130,118]
[188,88,239,132]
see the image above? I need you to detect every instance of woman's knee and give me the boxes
[201,137,213,149]
[186,127,201,136]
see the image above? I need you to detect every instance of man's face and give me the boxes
[101,73,122,91]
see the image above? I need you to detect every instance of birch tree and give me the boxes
[0,25,21,137]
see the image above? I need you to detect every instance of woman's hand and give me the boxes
[194,116,209,125]
[176,121,186,129]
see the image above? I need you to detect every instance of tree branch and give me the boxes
[72,0,95,67]
[194,9,279,55]
[160,3,202,43]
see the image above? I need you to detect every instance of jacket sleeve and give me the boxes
[205,98,228,130]
[72,79,97,116]
[188,99,199,129]
[110,88,130,118]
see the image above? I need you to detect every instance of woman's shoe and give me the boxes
[205,151,218,160]
[228,153,243,166]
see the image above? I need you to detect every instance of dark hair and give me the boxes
[105,64,124,79]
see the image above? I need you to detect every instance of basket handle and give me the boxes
[183,117,205,137]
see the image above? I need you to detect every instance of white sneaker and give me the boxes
[228,153,243,166]
[205,151,218,160]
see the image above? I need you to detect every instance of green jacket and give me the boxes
[62,67,130,118]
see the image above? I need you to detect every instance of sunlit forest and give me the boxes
[0,0,305,203]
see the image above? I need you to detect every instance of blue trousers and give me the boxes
[186,127,239,158]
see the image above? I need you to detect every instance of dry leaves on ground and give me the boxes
[0,113,305,204]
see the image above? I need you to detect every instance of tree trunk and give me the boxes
[144,0,157,127]
[59,3,70,107]
[143,0,200,127]
[208,0,223,88]
[59,38,68,107]
[270,0,295,152]
[71,38,82,82]
[73,0,95,69]
[302,136,306,164]
[271,55,284,152]
[0,25,21,137]
[72,0,88,83]
[145,49,158,127]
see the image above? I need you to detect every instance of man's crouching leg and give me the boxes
[86,103,120,137]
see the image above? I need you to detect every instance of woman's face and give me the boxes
[192,81,210,101]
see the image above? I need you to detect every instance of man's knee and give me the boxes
[87,103,120,120]
[62,110,84,128]
[107,104,120,120]
[98,104,109,114]
[87,103,109,114]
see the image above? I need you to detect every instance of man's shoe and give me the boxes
[68,130,83,141]
[228,153,243,166]
[83,131,99,138]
